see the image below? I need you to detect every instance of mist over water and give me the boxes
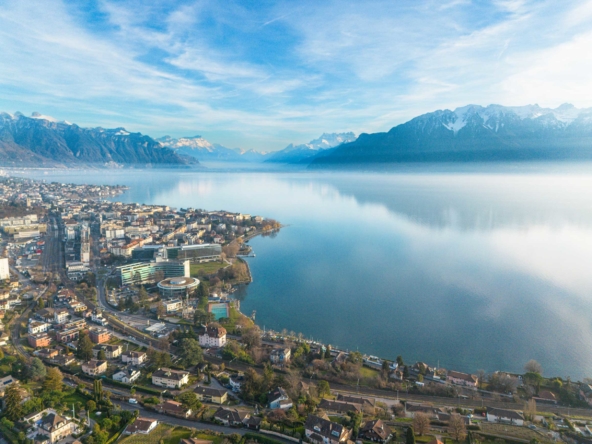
[19,164,592,379]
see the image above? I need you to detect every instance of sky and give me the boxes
[1,0,592,151]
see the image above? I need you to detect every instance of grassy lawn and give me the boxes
[359,366,379,378]
[119,424,192,444]
[414,435,436,443]
[62,389,91,406]
[194,433,225,444]
[190,261,227,276]
[479,423,553,443]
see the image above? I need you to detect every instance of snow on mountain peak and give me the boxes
[443,103,592,133]
[30,112,58,123]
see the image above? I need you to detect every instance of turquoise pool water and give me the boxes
[209,303,230,320]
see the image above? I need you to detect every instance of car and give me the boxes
[528,425,537,430]
[128,398,138,404]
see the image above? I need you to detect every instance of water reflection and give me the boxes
[18,166,592,378]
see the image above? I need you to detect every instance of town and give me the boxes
[0,175,591,444]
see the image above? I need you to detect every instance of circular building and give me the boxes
[157,276,199,298]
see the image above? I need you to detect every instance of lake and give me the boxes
[16,164,592,379]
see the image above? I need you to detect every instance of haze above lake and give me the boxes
[19,164,592,379]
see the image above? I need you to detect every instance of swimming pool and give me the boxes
[208,302,230,320]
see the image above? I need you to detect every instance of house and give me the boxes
[124,417,158,435]
[270,348,291,366]
[533,390,558,405]
[36,308,55,323]
[267,387,292,409]
[0,375,17,395]
[194,386,228,404]
[405,403,444,419]
[318,399,362,414]
[447,370,478,387]
[35,348,58,360]
[81,359,108,376]
[49,354,76,366]
[229,374,244,392]
[28,321,50,334]
[244,416,262,431]
[305,414,352,444]
[54,308,69,324]
[359,419,392,443]
[89,327,111,344]
[213,407,250,426]
[28,333,51,348]
[25,409,77,443]
[112,367,141,384]
[336,394,376,413]
[92,344,122,359]
[486,407,524,426]
[69,301,87,312]
[152,368,189,388]
[122,350,147,365]
[199,325,227,348]
[157,400,192,418]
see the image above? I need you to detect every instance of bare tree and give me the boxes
[448,413,467,442]
[524,399,537,420]
[413,412,430,436]
[476,369,486,389]
[524,360,543,375]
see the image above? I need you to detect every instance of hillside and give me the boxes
[0,112,195,168]
[309,104,592,166]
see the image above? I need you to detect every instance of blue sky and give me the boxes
[1,0,592,150]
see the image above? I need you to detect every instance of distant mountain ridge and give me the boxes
[265,132,357,163]
[0,112,194,167]
[159,132,357,164]
[310,104,592,166]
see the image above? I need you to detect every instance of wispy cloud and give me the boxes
[0,0,591,149]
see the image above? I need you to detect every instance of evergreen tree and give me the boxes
[43,367,64,392]
[28,357,46,381]
[4,384,23,421]
[97,350,106,360]
[406,427,416,444]
[94,379,103,403]
[77,331,94,361]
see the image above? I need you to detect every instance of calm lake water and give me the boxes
[16,165,592,379]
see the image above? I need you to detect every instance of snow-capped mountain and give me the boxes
[310,104,592,166]
[157,135,267,162]
[265,132,357,163]
[0,112,193,167]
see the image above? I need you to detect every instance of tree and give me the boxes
[86,400,97,413]
[28,358,46,381]
[524,399,537,420]
[94,379,103,403]
[38,298,45,309]
[382,360,390,378]
[524,360,543,375]
[523,372,543,394]
[43,367,64,391]
[268,408,287,423]
[413,412,430,436]
[317,380,331,397]
[4,384,23,421]
[476,370,486,389]
[348,351,362,364]
[324,345,332,359]
[242,326,262,350]
[77,331,94,361]
[406,427,416,444]
[178,391,201,412]
[178,338,204,367]
[397,355,405,367]
[157,302,166,319]
[449,413,467,442]
[97,350,106,360]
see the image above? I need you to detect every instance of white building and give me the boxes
[121,351,147,366]
[152,368,189,388]
[28,321,50,334]
[0,258,9,281]
[199,325,227,348]
[486,408,524,426]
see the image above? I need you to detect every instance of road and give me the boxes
[113,400,296,443]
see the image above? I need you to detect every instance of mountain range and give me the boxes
[157,132,357,164]
[310,104,592,166]
[0,112,194,167]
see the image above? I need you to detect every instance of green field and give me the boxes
[119,424,192,444]
[190,261,228,276]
